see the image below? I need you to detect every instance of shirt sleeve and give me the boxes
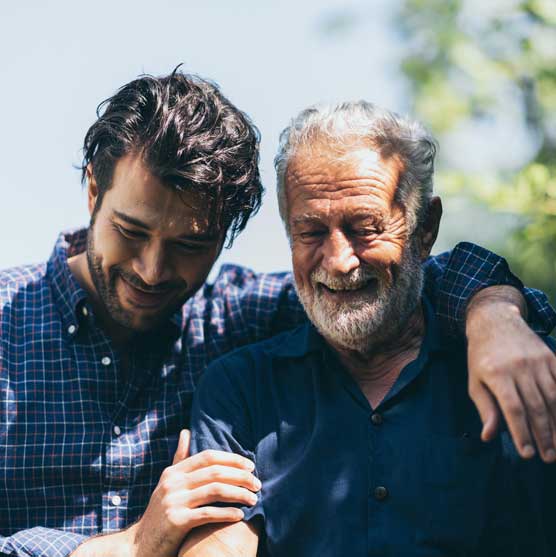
[189,355,264,525]
[0,528,87,557]
[424,242,556,338]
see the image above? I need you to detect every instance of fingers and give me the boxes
[494,380,535,459]
[181,506,245,531]
[515,377,555,462]
[177,449,255,474]
[186,482,259,508]
[186,464,261,492]
[469,379,500,442]
[531,369,556,463]
[172,429,191,465]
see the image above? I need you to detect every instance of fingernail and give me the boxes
[545,449,556,462]
[522,444,535,458]
[254,478,262,490]
[245,460,255,471]
[249,493,258,505]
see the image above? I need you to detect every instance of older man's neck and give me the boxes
[332,305,426,409]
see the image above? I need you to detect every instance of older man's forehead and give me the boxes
[286,143,401,187]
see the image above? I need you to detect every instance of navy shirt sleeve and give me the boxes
[189,354,265,525]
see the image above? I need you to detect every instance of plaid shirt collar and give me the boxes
[45,227,184,344]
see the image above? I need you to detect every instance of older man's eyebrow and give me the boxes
[291,214,325,228]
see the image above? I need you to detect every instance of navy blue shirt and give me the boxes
[190,299,556,557]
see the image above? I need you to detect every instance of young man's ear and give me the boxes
[86,164,99,217]
[418,196,442,261]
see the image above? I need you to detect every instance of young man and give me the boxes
[0,71,554,557]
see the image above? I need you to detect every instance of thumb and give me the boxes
[470,382,500,442]
[172,429,191,465]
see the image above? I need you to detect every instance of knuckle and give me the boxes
[194,508,212,521]
[159,477,173,494]
[198,450,220,467]
[209,465,224,480]
[544,385,556,404]
[505,401,524,417]
[530,403,548,420]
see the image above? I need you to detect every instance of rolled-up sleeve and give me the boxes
[425,242,556,337]
[189,357,265,525]
[0,528,87,557]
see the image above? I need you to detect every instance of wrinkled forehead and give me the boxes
[285,139,403,202]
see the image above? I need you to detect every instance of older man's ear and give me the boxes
[417,196,442,260]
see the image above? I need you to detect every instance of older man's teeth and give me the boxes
[322,281,370,292]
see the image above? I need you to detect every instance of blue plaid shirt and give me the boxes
[0,228,554,557]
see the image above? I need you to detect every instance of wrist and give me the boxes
[466,287,525,340]
[71,525,137,557]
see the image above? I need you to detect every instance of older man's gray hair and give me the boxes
[274,101,438,236]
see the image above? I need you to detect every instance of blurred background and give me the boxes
[1,0,554,301]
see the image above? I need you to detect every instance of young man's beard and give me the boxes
[85,228,184,334]
[295,239,424,354]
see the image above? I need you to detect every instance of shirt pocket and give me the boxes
[415,434,516,555]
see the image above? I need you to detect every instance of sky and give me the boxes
[0,0,405,275]
[0,0,521,277]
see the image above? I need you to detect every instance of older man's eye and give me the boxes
[354,228,378,237]
[299,230,325,240]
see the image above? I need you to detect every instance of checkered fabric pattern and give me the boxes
[0,229,554,557]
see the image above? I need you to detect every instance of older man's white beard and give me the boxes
[295,247,424,354]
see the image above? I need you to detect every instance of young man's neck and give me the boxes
[330,303,426,409]
[67,252,135,347]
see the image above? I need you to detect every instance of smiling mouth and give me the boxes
[119,276,175,309]
[319,278,379,295]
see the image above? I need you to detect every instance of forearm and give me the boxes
[70,525,135,557]
[178,522,259,557]
[466,285,528,339]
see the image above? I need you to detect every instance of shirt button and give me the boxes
[101,356,112,366]
[67,324,77,335]
[111,495,122,506]
[373,486,389,501]
[113,425,121,436]
[82,306,89,317]
[370,413,383,426]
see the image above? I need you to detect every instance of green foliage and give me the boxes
[398,0,556,301]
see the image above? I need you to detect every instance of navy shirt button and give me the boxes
[370,413,383,426]
[374,486,389,501]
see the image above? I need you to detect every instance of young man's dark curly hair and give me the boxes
[81,66,263,247]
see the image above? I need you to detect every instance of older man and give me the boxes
[181,102,556,556]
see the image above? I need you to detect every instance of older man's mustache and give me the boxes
[311,265,385,292]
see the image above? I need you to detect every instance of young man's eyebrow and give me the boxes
[176,231,220,243]
[113,210,151,230]
[113,210,219,242]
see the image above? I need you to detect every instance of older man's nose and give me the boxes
[321,231,359,276]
